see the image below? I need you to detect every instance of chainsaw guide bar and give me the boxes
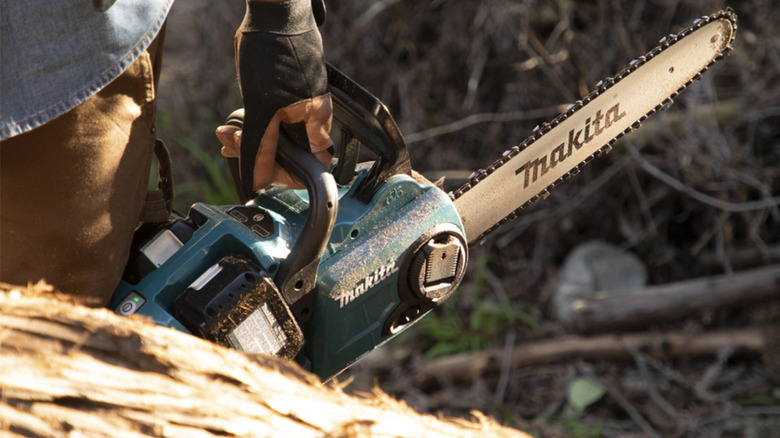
[451,9,737,246]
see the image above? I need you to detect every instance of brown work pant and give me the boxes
[1,48,161,306]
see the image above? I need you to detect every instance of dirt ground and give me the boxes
[158,1,779,436]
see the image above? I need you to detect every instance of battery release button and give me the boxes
[115,291,146,316]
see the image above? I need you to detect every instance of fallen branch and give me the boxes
[417,327,768,386]
[0,291,528,438]
[569,264,780,332]
[699,245,780,269]
[628,146,780,213]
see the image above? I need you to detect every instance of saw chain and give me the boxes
[450,8,738,245]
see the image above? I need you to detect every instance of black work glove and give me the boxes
[218,0,332,191]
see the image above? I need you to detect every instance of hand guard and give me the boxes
[226,0,333,192]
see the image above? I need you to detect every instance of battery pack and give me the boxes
[173,255,303,360]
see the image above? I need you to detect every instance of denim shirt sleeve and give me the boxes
[0,0,174,140]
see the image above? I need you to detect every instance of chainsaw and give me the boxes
[111,9,737,381]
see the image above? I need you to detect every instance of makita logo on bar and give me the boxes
[339,260,400,308]
[515,102,626,187]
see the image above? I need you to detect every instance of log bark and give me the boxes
[569,264,780,332]
[0,287,528,438]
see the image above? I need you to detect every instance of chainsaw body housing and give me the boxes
[112,163,465,379]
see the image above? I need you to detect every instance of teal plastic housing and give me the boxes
[111,168,464,380]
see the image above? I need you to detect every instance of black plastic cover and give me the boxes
[122,214,196,284]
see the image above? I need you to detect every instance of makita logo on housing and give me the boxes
[515,102,626,188]
[339,260,399,308]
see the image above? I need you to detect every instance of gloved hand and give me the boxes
[218,0,332,192]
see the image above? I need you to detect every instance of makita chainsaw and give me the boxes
[111,10,737,381]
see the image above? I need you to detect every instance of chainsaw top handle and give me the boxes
[222,65,412,320]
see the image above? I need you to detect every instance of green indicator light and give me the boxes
[133,297,140,303]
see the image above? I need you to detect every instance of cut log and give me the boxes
[0,289,528,438]
[569,264,780,332]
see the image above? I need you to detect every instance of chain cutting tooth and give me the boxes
[531,125,542,139]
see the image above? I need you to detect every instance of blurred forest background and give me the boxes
[157,0,779,436]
